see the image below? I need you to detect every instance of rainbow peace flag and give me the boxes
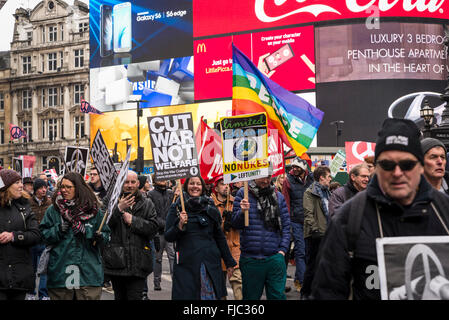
[232,44,324,156]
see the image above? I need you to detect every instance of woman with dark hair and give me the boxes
[0,170,40,300]
[165,176,236,300]
[39,172,110,300]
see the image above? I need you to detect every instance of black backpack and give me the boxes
[346,190,367,258]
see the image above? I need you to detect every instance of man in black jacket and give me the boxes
[103,170,159,300]
[147,177,175,291]
[312,118,449,300]
[328,163,370,216]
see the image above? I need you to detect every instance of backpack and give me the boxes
[346,190,367,258]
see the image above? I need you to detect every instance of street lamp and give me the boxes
[420,99,434,138]
[330,120,344,147]
[127,99,148,174]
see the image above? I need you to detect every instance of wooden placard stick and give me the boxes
[244,181,249,226]
[93,209,108,246]
[178,179,185,213]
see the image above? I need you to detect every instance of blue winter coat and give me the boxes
[231,187,290,259]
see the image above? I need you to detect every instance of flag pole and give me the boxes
[244,181,249,226]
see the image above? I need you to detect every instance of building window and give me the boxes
[49,118,57,141]
[60,118,64,139]
[48,87,58,107]
[0,123,4,144]
[41,26,45,43]
[74,84,84,104]
[27,31,32,42]
[22,90,32,110]
[60,51,64,68]
[22,56,31,74]
[60,24,64,41]
[74,116,85,138]
[41,88,46,107]
[79,22,88,33]
[48,25,57,42]
[74,49,84,68]
[22,121,31,143]
[42,120,45,138]
[0,93,4,110]
[60,86,64,106]
[48,52,57,71]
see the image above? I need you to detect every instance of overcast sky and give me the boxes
[0,0,89,51]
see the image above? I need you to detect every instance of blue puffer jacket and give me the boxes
[231,187,291,259]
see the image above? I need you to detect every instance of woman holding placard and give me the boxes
[164,176,236,300]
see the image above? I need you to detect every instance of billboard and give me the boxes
[316,23,448,83]
[194,25,315,100]
[90,57,194,112]
[193,0,449,37]
[89,0,193,68]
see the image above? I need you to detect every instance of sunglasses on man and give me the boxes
[376,159,419,172]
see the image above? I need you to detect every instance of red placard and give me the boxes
[194,26,315,101]
[194,0,449,38]
[345,141,376,171]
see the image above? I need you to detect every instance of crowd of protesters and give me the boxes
[1,118,449,300]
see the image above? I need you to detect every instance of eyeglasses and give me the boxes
[60,184,74,190]
[376,159,419,172]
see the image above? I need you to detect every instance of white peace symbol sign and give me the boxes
[70,149,84,172]
[352,142,375,162]
[404,244,446,300]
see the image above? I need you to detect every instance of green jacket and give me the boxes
[39,205,111,289]
[303,182,328,238]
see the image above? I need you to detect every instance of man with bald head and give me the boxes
[103,170,159,300]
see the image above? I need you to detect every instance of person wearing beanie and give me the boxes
[312,118,449,300]
[138,175,151,196]
[28,178,52,300]
[0,169,41,300]
[420,138,449,194]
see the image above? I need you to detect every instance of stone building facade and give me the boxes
[1,0,90,173]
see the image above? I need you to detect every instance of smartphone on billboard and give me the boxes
[113,2,132,53]
[100,4,113,57]
[264,44,295,72]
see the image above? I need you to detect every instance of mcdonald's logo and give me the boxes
[196,43,207,53]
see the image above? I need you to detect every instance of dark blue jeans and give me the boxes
[30,243,49,299]
[291,222,306,284]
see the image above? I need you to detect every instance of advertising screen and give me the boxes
[89,0,193,68]
[90,57,194,112]
[316,79,447,146]
[316,23,448,83]
[193,0,449,38]
[194,25,315,101]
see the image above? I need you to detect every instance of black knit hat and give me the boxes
[138,175,147,190]
[0,169,22,191]
[374,118,424,164]
[33,178,48,193]
[23,177,33,185]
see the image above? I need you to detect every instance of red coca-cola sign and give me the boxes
[194,0,448,37]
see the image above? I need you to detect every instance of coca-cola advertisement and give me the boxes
[194,25,315,101]
[194,0,449,37]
